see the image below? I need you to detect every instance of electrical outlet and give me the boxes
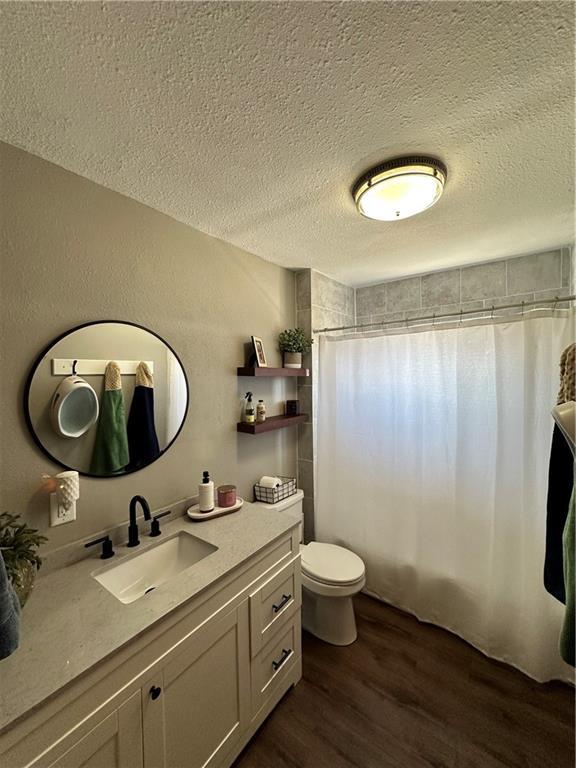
[50,494,76,526]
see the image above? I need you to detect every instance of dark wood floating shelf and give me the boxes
[237,366,309,378]
[237,414,308,434]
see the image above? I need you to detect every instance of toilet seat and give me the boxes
[300,542,365,586]
[301,569,365,599]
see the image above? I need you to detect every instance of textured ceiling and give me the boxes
[1,1,574,286]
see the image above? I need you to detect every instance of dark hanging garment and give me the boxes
[127,362,160,471]
[544,343,576,604]
[544,425,574,603]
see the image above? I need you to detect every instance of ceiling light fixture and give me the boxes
[352,156,447,221]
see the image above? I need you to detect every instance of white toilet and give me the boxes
[253,489,365,645]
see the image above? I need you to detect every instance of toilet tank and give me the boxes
[252,488,304,542]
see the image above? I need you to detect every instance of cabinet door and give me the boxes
[41,692,143,768]
[142,604,250,768]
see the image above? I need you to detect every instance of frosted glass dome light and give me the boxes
[353,156,447,221]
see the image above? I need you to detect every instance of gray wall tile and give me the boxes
[297,384,312,419]
[298,423,314,461]
[487,293,533,308]
[533,287,572,303]
[440,300,484,314]
[297,459,314,498]
[507,250,561,294]
[412,301,484,320]
[356,284,386,316]
[561,250,573,289]
[421,269,460,307]
[296,308,312,338]
[296,269,311,311]
[302,497,315,543]
[386,277,421,312]
[312,306,351,333]
[461,261,506,300]
[370,310,407,328]
[312,271,354,316]
[298,350,314,384]
[488,293,534,316]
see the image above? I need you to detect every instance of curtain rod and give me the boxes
[313,294,575,334]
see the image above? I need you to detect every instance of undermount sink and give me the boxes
[93,531,218,604]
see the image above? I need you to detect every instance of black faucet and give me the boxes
[127,495,151,547]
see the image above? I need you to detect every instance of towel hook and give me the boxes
[72,359,78,375]
[553,296,559,312]
[491,304,495,320]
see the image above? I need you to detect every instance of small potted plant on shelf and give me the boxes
[0,512,47,607]
[278,327,313,369]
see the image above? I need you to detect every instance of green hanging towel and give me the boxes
[90,361,130,475]
[560,488,575,666]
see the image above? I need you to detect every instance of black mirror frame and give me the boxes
[23,319,189,478]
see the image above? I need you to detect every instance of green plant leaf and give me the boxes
[0,512,47,582]
[278,327,313,353]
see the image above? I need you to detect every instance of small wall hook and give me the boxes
[72,359,78,375]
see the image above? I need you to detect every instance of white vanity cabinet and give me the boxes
[141,604,250,768]
[0,527,302,768]
[30,693,144,768]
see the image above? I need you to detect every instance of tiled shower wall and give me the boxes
[295,246,573,541]
[295,270,354,541]
[356,248,573,327]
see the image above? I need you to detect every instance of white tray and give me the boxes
[186,497,244,521]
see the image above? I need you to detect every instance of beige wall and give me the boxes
[0,142,297,552]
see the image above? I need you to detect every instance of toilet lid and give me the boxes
[300,542,365,586]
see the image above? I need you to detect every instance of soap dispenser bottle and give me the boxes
[199,470,215,513]
[244,392,255,424]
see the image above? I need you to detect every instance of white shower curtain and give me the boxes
[316,313,574,682]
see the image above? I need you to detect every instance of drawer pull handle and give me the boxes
[272,648,292,671]
[272,593,292,613]
[149,685,162,700]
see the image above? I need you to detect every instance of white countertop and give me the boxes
[0,503,299,733]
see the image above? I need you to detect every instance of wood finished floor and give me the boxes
[234,594,574,768]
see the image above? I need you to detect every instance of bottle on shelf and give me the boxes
[244,392,255,423]
[256,399,266,423]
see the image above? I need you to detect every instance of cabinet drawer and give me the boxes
[249,556,301,656]
[251,615,301,716]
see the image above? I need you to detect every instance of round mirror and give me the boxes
[24,321,189,477]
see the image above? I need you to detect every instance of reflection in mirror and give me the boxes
[25,322,189,477]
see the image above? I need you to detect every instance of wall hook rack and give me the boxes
[52,359,154,376]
